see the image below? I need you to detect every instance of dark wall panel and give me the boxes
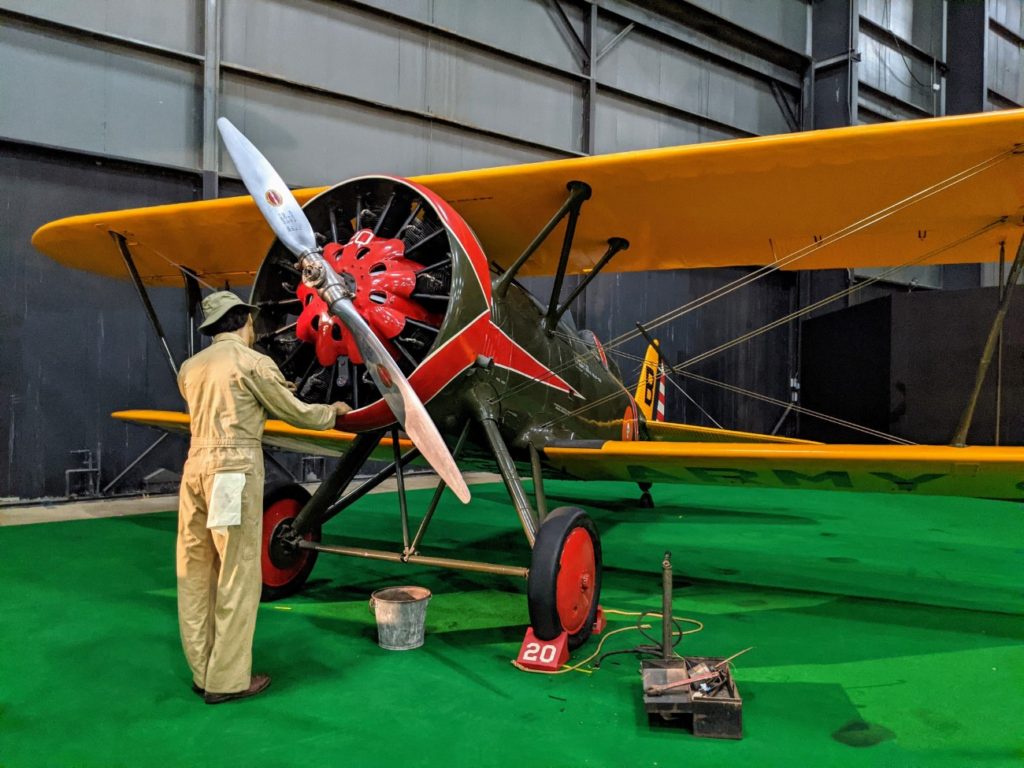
[800,287,1024,446]
[801,296,892,442]
[0,143,199,498]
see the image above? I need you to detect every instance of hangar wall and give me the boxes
[0,0,1015,499]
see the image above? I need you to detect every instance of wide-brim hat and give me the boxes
[198,291,257,332]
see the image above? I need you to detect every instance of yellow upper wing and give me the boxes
[32,110,1024,287]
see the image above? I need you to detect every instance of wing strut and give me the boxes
[113,233,180,378]
[104,233,193,496]
[550,237,630,329]
[493,180,591,298]
[952,232,1024,446]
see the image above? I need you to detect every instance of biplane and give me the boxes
[32,108,1024,651]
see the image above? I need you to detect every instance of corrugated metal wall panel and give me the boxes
[219,75,555,184]
[222,0,432,111]
[423,39,584,152]
[0,0,201,53]
[988,27,1023,106]
[593,91,737,153]
[686,0,808,52]
[596,23,794,137]
[991,0,1023,35]
[0,21,201,169]
[431,0,585,73]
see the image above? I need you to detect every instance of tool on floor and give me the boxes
[640,551,745,739]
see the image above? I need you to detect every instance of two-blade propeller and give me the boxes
[217,118,470,504]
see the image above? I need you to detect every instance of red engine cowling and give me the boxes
[251,176,492,432]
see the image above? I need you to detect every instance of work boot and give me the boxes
[204,674,271,705]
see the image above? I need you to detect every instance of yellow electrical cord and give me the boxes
[511,609,704,675]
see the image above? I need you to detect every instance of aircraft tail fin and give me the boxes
[635,342,662,422]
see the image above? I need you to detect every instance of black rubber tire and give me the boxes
[527,506,602,650]
[260,482,322,602]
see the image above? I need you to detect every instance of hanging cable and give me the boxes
[535,219,1002,438]
[491,149,1019,406]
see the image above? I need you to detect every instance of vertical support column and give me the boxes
[945,1,987,116]
[202,0,222,200]
[812,0,858,129]
[582,3,597,155]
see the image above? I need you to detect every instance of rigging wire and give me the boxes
[672,380,725,429]
[115,234,224,292]
[558,344,915,444]
[602,149,1012,351]
[491,147,1018,406]
[676,219,1005,372]
[536,218,1001,441]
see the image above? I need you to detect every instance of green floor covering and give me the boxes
[1,480,1022,767]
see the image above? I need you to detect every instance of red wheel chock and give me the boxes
[515,605,606,671]
[516,628,570,671]
[592,606,606,635]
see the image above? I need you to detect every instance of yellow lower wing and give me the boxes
[543,440,1024,500]
[118,409,1024,500]
[112,410,413,459]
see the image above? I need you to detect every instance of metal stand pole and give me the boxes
[662,551,674,659]
[952,234,1024,447]
[101,433,169,495]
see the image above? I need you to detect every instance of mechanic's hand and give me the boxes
[284,380,297,392]
[332,402,352,417]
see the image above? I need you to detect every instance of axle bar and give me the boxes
[300,540,529,579]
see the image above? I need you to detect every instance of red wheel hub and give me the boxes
[555,527,597,635]
[261,497,316,589]
[295,229,443,367]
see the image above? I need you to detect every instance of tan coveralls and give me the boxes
[176,333,335,694]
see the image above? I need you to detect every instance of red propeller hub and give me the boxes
[295,229,443,366]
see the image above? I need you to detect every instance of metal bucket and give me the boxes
[369,586,432,650]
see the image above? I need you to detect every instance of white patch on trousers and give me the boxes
[208,472,246,533]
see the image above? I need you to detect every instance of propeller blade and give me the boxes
[216,117,317,258]
[330,299,470,503]
[217,117,471,504]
